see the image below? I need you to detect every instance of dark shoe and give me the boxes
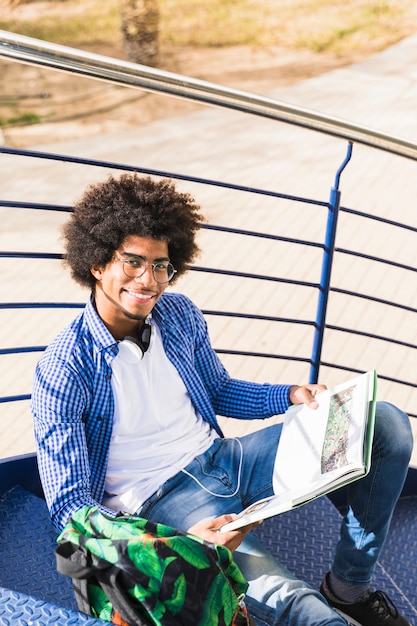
[320,572,410,626]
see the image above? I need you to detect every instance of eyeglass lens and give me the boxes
[121,258,175,283]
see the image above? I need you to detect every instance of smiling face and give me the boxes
[91,235,170,340]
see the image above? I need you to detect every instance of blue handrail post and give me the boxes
[309,142,353,383]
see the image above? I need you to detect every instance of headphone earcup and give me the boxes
[123,323,153,357]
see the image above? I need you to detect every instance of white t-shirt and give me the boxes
[103,322,217,513]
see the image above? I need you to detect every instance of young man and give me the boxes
[32,173,413,626]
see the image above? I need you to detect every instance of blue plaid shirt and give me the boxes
[32,292,292,532]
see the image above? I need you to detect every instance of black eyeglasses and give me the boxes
[115,255,177,284]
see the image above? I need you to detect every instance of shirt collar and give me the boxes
[85,295,117,351]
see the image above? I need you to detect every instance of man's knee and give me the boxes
[374,401,413,461]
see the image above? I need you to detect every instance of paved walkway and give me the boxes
[1,34,417,461]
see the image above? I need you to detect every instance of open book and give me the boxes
[221,370,377,532]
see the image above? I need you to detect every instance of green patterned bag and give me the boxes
[56,506,253,626]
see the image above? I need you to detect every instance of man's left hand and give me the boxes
[289,383,327,409]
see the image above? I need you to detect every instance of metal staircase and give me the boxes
[1,30,417,624]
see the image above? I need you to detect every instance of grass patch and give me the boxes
[1,0,416,55]
[0,1,120,48]
[295,1,404,54]
[0,112,41,127]
[158,0,416,54]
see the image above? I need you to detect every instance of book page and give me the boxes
[272,373,371,495]
[220,371,376,532]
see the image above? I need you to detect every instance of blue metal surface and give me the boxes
[379,496,417,610]
[0,485,77,609]
[1,481,416,624]
[255,498,417,625]
[0,453,42,498]
[0,588,106,625]
[0,484,108,624]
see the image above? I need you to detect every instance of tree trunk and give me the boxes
[120,0,160,67]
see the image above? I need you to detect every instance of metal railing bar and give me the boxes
[330,287,417,315]
[202,310,315,326]
[0,200,72,212]
[203,224,325,248]
[318,361,417,398]
[1,305,412,348]
[0,146,327,206]
[340,206,417,234]
[310,143,352,384]
[0,302,84,310]
[214,349,311,363]
[3,245,415,273]
[375,373,417,391]
[0,252,63,260]
[190,265,320,289]
[1,31,417,161]
[3,384,413,417]
[1,346,311,362]
[335,248,417,274]
[1,254,323,275]
[206,312,417,353]
[0,346,46,356]
[325,325,417,351]
[0,394,31,403]
[0,204,325,250]
[213,352,417,397]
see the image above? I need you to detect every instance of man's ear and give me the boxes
[90,264,103,281]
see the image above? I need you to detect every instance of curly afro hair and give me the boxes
[62,174,205,290]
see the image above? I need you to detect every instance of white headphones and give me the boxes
[123,322,154,358]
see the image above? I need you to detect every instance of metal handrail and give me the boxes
[1,30,417,161]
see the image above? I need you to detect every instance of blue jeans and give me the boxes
[138,402,412,625]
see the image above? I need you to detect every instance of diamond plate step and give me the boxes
[0,587,106,625]
[1,483,416,624]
